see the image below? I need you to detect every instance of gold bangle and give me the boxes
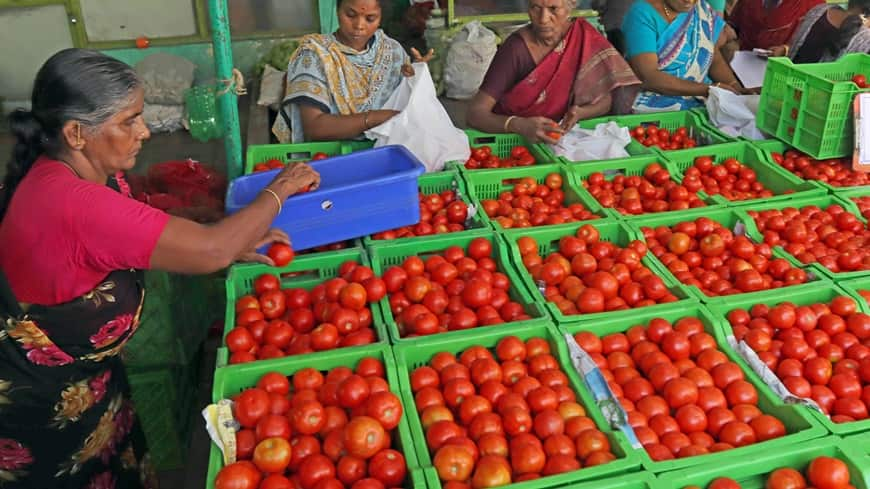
[363,112,371,130]
[784,45,789,56]
[263,188,283,214]
[504,116,517,133]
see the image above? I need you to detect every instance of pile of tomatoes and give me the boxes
[769,150,870,187]
[850,196,870,220]
[687,455,854,489]
[575,315,789,462]
[725,295,870,422]
[580,163,707,215]
[639,216,809,297]
[682,156,779,201]
[464,146,537,170]
[748,203,870,273]
[253,154,329,173]
[371,190,470,240]
[225,261,386,364]
[410,336,619,488]
[382,237,532,337]
[515,224,680,316]
[631,125,698,150]
[213,360,409,489]
[479,173,600,229]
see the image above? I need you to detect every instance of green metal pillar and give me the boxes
[208,0,243,179]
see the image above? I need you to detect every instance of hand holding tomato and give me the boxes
[235,229,292,267]
[512,116,563,144]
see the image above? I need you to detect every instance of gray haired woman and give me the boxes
[0,48,318,488]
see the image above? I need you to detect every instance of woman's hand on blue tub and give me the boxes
[271,162,321,196]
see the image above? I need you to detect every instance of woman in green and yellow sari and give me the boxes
[273,0,433,143]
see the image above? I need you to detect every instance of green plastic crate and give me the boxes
[462,163,607,231]
[124,270,217,368]
[841,275,870,309]
[564,153,721,220]
[560,304,827,474]
[735,193,870,281]
[458,129,558,169]
[500,220,697,325]
[217,248,388,369]
[757,54,870,159]
[752,139,869,193]
[625,206,830,304]
[363,169,489,247]
[833,186,870,219]
[127,360,199,471]
[662,141,826,206]
[392,321,642,488]
[424,467,662,489]
[243,140,374,175]
[366,229,550,343]
[658,436,870,488]
[206,344,425,489]
[707,283,870,436]
[578,110,734,158]
[845,432,870,456]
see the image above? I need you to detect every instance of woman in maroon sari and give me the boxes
[466,0,640,144]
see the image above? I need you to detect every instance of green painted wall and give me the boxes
[102,37,291,82]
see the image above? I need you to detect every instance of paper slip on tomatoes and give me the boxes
[366,171,487,243]
[207,344,427,489]
[575,110,733,157]
[392,321,641,489]
[460,130,557,171]
[502,220,694,325]
[661,142,825,206]
[742,195,870,281]
[244,140,369,175]
[463,164,605,231]
[706,285,870,436]
[568,156,716,218]
[219,249,389,369]
[564,304,825,474]
[627,206,824,304]
[367,232,548,343]
[659,435,870,489]
[756,140,870,191]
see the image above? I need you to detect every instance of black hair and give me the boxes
[337,0,383,10]
[832,0,870,56]
[1,48,140,217]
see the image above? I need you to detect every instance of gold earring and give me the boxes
[76,123,82,148]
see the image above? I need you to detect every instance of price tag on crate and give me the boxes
[852,92,870,172]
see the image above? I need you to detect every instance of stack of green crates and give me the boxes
[124,270,224,470]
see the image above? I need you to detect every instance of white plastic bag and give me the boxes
[444,21,498,100]
[706,86,765,140]
[257,64,285,110]
[552,122,632,162]
[365,63,470,172]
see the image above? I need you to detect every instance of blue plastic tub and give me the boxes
[225,145,426,251]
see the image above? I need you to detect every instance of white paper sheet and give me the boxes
[730,51,768,89]
[857,93,870,165]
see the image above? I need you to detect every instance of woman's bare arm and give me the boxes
[149,164,320,274]
[298,104,398,141]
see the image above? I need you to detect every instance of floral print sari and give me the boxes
[0,174,158,489]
